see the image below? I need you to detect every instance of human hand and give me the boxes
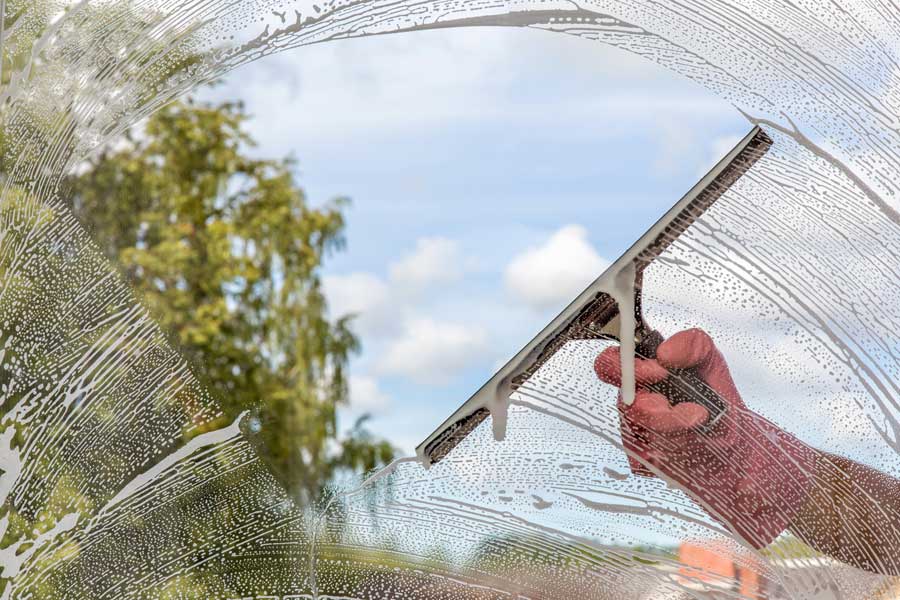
[593,328,815,548]
[594,328,745,477]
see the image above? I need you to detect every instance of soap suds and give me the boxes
[1,0,899,598]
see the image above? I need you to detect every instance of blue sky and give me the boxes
[200,27,749,454]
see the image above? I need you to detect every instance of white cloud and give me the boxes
[378,317,489,384]
[389,236,462,292]
[348,374,391,416]
[324,236,470,341]
[322,272,392,336]
[504,225,609,312]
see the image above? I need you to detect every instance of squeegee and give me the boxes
[416,126,772,466]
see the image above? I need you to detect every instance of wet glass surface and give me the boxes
[3,0,900,598]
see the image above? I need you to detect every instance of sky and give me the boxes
[199,27,749,454]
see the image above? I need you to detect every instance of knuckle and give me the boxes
[685,327,712,343]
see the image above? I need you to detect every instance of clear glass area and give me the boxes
[3,0,900,598]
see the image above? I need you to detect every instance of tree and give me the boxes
[66,98,394,503]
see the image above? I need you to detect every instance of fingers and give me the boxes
[594,346,669,388]
[622,390,710,434]
[656,328,741,404]
[656,328,716,370]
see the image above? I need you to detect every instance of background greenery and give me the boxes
[67,98,395,504]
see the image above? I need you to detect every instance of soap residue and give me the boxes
[2,0,900,598]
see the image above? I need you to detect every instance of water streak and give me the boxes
[2,0,900,598]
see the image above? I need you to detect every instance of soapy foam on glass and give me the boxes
[2,0,900,598]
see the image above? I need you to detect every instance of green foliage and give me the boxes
[760,534,824,561]
[334,415,396,474]
[66,98,394,502]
